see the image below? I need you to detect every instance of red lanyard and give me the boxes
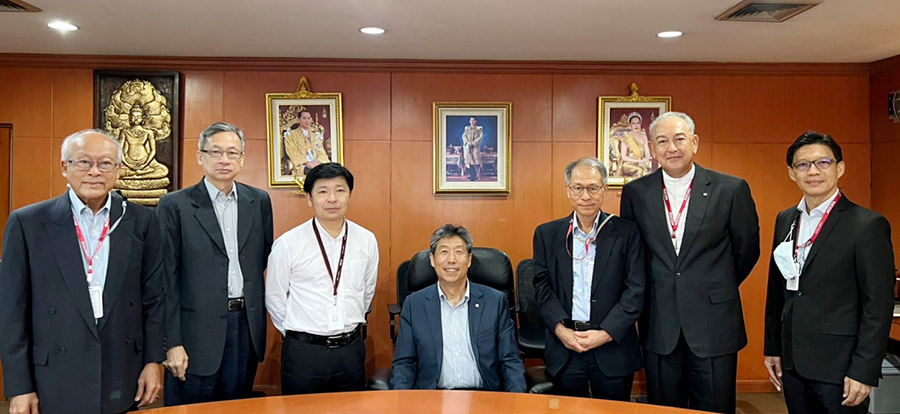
[565,221,594,261]
[72,213,110,283]
[793,193,840,261]
[312,218,348,297]
[662,181,692,240]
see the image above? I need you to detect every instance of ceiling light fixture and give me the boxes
[657,30,683,38]
[48,21,78,32]
[360,27,385,35]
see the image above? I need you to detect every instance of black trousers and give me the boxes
[552,348,634,401]
[280,332,366,395]
[645,333,738,414]
[782,368,868,414]
[164,308,258,406]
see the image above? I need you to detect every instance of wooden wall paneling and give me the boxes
[51,69,93,138]
[182,71,225,140]
[871,141,900,270]
[10,137,52,209]
[0,126,9,253]
[0,68,53,138]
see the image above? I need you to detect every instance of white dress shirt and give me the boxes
[662,164,696,255]
[795,188,840,271]
[68,188,111,291]
[437,281,482,389]
[266,217,379,336]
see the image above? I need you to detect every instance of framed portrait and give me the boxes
[598,83,671,188]
[94,70,181,206]
[266,76,344,190]
[433,102,511,194]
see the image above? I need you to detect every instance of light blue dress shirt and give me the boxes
[571,212,600,322]
[203,178,244,298]
[437,281,483,389]
[68,189,111,293]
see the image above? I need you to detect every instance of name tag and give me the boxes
[786,277,799,292]
[89,285,104,319]
[326,302,344,331]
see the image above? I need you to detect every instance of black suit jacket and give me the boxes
[764,195,895,385]
[532,212,646,377]
[620,164,760,358]
[0,192,165,414]
[157,179,273,375]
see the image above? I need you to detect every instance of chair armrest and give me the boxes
[525,366,554,394]
[388,303,401,344]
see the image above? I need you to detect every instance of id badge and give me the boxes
[89,285,104,319]
[326,302,344,331]
[786,277,799,292]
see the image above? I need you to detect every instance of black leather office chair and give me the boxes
[515,259,554,394]
[368,247,515,390]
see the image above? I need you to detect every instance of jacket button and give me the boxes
[126,339,132,345]
[676,272,682,278]
[48,308,56,315]
[59,347,66,354]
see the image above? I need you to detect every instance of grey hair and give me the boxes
[648,111,696,137]
[60,129,123,163]
[199,121,245,151]
[429,224,474,254]
[564,157,608,186]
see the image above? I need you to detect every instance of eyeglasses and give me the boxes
[200,149,244,160]
[792,158,834,172]
[567,185,604,196]
[67,159,119,172]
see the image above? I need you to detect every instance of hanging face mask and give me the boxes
[772,221,800,281]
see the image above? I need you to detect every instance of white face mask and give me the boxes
[772,240,799,280]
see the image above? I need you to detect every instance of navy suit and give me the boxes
[0,192,165,414]
[390,282,526,392]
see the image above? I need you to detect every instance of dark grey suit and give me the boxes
[620,164,760,413]
[157,179,273,401]
[0,192,166,414]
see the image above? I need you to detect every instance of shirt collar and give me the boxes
[313,217,347,240]
[662,163,696,185]
[796,188,840,215]
[68,187,112,216]
[203,177,237,201]
[437,279,470,308]
[572,211,602,238]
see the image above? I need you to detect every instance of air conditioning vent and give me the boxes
[0,0,41,12]
[715,1,818,22]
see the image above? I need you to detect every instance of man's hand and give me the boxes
[9,392,39,414]
[134,362,162,408]
[162,345,189,380]
[574,329,612,351]
[554,322,588,353]
[842,376,873,407]
[764,356,783,391]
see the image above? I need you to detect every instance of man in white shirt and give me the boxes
[764,132,894,414]
[266,163,379,394]
[620,112,760,414]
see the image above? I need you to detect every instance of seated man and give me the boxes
[390,224,526,392]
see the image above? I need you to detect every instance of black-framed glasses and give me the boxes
[67,159,118,172]
[792,158,834,172]
[200,149,244,160]
[567,185,604,196]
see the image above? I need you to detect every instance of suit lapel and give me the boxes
[645,171,677,268]
[677,165,712,268]
[45,194,99,340]
[468,284,485,359]
[801,194,847,274]
[424,286,444,364]
[191,180,227,256]
[590,213,616,297]
[554,219,574,312]
[98,193,132,332]
[236,183,255,251]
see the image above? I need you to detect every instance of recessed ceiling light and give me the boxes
[360,27,385,35]
[657,30,683,38]
[48,21,78,32]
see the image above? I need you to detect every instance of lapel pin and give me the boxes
[475,303,479,308]
[702,192,708,197]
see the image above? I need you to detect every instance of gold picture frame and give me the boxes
[266,76,344,190]
[433,102,512,194]
[598,83,671,188]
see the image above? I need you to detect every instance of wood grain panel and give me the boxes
[51,69,93,138]
[0,127,10,256]
[872,141,900,271]
[182,71,224,140]
[391,73,552,142]
[711,76,869,144]
[0,68,53,138]
[11,137,52,209]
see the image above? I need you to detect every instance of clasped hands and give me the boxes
[554,322,612,353]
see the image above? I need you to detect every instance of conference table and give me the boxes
[143,390,714,414]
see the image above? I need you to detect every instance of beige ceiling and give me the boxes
[1,0,899,63]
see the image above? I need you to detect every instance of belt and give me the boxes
[287,326,360,349]
[564,320,592,332]
[227,297,245,311]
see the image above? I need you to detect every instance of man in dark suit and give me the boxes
[620,112,760,414]
[533,157,646,400]
[764,132,895,414]
[390,224,526,392]
[157,122,273,405]
[0,129,165,414]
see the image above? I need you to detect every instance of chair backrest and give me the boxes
[395,260,410,308]
[403,247,515,315]
[515,259,542,330]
